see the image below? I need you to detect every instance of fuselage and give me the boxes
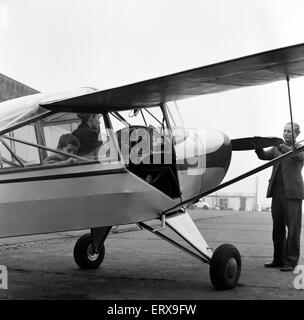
[0,90,232,238]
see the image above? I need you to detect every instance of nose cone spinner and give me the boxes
[200,129,232,193]
[176,128,231,201]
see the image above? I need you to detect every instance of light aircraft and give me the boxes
[0,43,304,290]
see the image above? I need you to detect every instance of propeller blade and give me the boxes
[231,136,284,151]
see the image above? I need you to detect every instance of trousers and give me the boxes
[271,185,302,267]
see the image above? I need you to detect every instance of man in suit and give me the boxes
[255,122,304,271]
[44,133,80,165]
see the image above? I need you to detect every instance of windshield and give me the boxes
[165,101,185,129]
[165,101,188,144]
[110,107,165,131]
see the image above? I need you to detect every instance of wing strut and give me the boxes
[286,75,296,149]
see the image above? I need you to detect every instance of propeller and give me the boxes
[231,136,284,151]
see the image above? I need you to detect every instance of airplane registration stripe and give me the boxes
[0,168,127,184]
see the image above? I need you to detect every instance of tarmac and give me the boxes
[0,209,304,300]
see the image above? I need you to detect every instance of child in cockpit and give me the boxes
[44,133,80,165]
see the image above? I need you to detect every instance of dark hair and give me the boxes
[57,133,80,149]
[77,113,95,122]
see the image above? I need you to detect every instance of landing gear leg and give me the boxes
[73,226,111,270]
[139,210,241,290]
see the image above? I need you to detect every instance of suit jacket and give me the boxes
[255,144,304,199]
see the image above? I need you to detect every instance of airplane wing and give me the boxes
[0,73,39,102]
[41,43,304,112]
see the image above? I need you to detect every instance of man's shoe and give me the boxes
[280,265,294,272]
[264,262,283,268]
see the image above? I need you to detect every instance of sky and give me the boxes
[1,0,304,207]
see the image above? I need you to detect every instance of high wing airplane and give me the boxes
[1,43,304,290]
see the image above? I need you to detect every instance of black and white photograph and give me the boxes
[0,0,304,306]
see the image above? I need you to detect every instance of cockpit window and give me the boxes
[0,112,116,171]
[0,124,40,168]
[42,113,81,155]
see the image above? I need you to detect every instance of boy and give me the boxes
[44,133,80,165]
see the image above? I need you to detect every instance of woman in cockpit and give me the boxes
[72,113,101,156]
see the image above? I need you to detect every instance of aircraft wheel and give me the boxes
[209,244,241,290]
[74,233,105,269]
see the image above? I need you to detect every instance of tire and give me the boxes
[74,233,105,269]
[209,244,241,290]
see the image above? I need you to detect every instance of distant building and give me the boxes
[0,73,38,102]
[205,192,256,211]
